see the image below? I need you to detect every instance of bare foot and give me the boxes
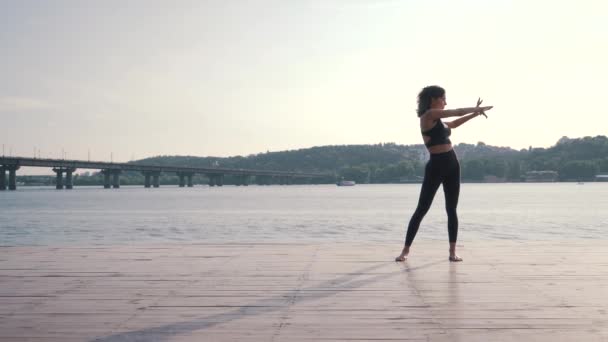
[395,247,409,262]
[448,243,461,262]
[449,255,463,262]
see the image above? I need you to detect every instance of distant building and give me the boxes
[525,171,558,182]
[596,175,608,182]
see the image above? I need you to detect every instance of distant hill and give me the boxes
[50,135,607,186]
[130,135,608,183]
[133,143,428,173]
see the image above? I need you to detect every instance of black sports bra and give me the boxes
[422,120,451,148]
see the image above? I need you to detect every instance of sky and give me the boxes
[1,0,607,172]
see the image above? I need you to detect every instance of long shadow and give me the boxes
[93,260,443,342]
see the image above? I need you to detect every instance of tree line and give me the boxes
[18,135,608,185]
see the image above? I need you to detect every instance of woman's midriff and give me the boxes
[427,144,453,154]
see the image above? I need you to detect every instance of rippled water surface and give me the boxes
[1,183,606,246]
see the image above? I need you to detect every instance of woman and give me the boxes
[395,85,493,262]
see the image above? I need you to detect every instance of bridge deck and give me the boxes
[0,157,329,178]
[1,241,607,341]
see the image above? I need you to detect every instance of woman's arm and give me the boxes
[426,105,492,120]
[445,112,484,129]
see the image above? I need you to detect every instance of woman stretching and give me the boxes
[395,85,493,262]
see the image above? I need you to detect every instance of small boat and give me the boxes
[336,180,356,186]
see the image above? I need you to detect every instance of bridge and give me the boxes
[0,157,332,190]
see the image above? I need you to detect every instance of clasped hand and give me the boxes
[475,98,493,118]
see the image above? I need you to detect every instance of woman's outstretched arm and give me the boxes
[426,105,492,120]
[445,112,485,129]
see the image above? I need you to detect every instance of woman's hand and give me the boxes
[475,98,492,118]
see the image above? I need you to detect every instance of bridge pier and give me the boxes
[143,172,152,188]
[7,166,19,191]
[112,170,121,189]
[208,174,224,187]
[178,173,186,187]
[53,168,64,189]
[280,176,292,185]
[235,175,249,186]
[102,170,111,189]
[153,172,160,188]
[187,174,194,187]
[177,172,194,187]
[65,169,75,189]
[53,168,76,189]
[101,170,120,189]
[0,167,6,191]
[255,175,265,185]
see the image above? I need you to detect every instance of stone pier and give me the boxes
[152,172,160,188]
[235,175,250,186]
[208,174,224,187]
[65,168,75,189]
[101,170,112,189]
[101,170,121,189]
[52,168,64,189]
[178,172,195,187]
[53,167,76,190]
[187,174,194,187]
[143,171,161,188]
[256,175,270,185]
[0,167,6,191]
[112,170,121,189]
[178,172,186,188]
[143,172,152,188]
[6,165,19,191]
[277,176,293,185]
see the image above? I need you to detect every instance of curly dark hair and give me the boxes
[417,85,445,117]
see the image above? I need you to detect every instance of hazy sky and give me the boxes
[2,0,607,166]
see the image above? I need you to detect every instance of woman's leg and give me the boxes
[443,159,461,261]
[396,162,442,261]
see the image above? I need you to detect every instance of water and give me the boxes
[1,183,606,246]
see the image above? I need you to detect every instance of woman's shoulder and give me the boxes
[420,112,440,124]
[420,109,442,121]
[420,114,439,132]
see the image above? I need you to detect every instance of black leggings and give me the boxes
[405,149,460,246]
